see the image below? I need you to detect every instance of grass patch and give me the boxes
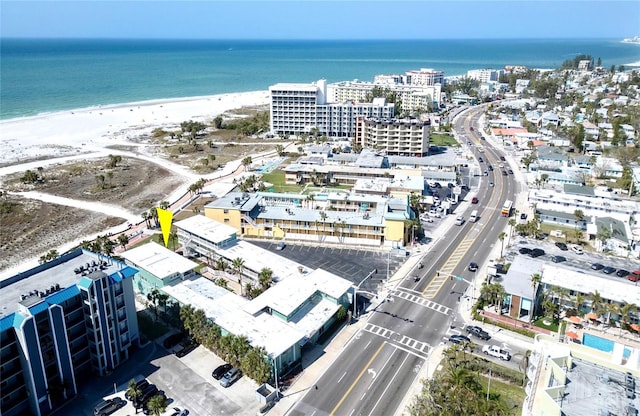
[430,133,459,146]
[533,317,559,332]
[137,311,170,340]
[259,169,305,193]
[478,374,525,414]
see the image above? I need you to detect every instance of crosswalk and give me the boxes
[363,322,431,358]
[390,289,452,316]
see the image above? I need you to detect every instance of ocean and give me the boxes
[1,38,639,120]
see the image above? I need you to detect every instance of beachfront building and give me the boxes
[0,250,139,416]
[330,80,442,114]
[269,80,394,138]
[202,191,414,248]
[466,68,502,83]
[120,241,198,296]
[522,334,639,416]
[354,116,431,156]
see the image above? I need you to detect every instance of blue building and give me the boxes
[0,249,139,416]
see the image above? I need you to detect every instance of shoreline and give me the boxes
[0,90,271,168]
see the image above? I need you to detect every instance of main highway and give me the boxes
[287,104,522,416]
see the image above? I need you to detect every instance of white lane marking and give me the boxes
[337,371,347,384]
[363,340,372,350]
[368,354,411,416]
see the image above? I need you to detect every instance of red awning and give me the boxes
[565,331,579,339]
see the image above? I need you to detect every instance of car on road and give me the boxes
[616,269,629,278]
[482,344,511,361]
[500,156,506,161]
[488,165,494,171]
[93,398,127,416]
[465,325,491,340]
[529,248,545,258]
[555,242,568,251]
[163,332,185,349]
[212,363,233,380]
[507,169,514,174]
[591,263,605,271]
[454,216,465,226]
[471,197,479,204]
[220,367,242,388]
[518,247,531,255]
[551,255,566,263]
[489,181,494,187]
[478,157,484,163]
[570,244,584,255]
[602,266,616,274]
[468,262,478,272]
[449,334,472,345]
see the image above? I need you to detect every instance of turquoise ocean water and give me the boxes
[1,38,639,120]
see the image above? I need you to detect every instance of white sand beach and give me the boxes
[0,90,271,167]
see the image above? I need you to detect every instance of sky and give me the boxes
[1,0,639,40]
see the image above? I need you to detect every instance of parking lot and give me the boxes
[250,241,406,294]
[64,334,263,416]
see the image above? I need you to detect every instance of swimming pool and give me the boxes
[583,333,631,358]
[583,333,614,352]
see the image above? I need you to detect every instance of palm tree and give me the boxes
[573,209,584,241]
[126,379,141,413]
[159,200,170,211]
[319,211,328,232]
[508,218,516,240]
[117,233,129,249]
[232,257,245,295]
[573,293,585,315]
[258,268,273,291]
[215,257,227,272]
[142,211,150,228]
[619,302,637,328]
[497,232,506,258]
[169,231,178,251]
[530,273,542,323]
[146,394,168,416]
[589,290,605,318]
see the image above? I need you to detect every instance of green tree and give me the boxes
[21,169,39,183]
[232,257,245,295]
[240,347,272,384]
[146,394,168,416]
[589,290,605,317]
[275,144,285,156]
[126,379,142,413]
[147,289,169,321]
[497,231,506,258]
[530,273,542,323]
[242,156,253,170]
[258,268,273,291]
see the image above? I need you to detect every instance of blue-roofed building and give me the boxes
[0,249,139,416]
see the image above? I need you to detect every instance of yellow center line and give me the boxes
[330,342,386,416]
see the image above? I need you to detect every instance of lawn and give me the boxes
[259,169,305,193]
[533,316,560,333]
[429,133,459,147]
[137,311,170,341]
[479,374,526,414]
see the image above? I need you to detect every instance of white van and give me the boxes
[469,210,479,223]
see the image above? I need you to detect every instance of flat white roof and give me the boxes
[215,240,306,281]
[162,276,306,358]
[120,241,198,279]
[542,264,640,305]
[175,214,238,244]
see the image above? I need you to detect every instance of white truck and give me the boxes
[482,344,511,361]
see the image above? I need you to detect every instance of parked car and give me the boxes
[170,408,189,416]
[555,242,568,251]
[602,266,616,275]
[570,245,584,255]
[465,325,491,340]
[629,270,640,282]
[529,248,545,258]
[276,241,286,250]
[163,332,185,349]
[126,379,149,400]
[220,367,242,388]
[175,340,198,358]
[449,334,472,345]
[468,262,478,272]
[551,255,566,263]
[422,216,434,223]
[507,169,514,174]
[591,263,605,271]
[482,344,511,361]
[519,247,531,255]
[94,398,127,416]
[212,363,233,380]
[616,269,629,278]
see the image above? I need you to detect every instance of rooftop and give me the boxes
[175,214,238,244]
[120,241,198,279]
[0,249,132,318]
[205,192,262,212]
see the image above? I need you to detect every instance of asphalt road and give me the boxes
[287,104,525,416]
